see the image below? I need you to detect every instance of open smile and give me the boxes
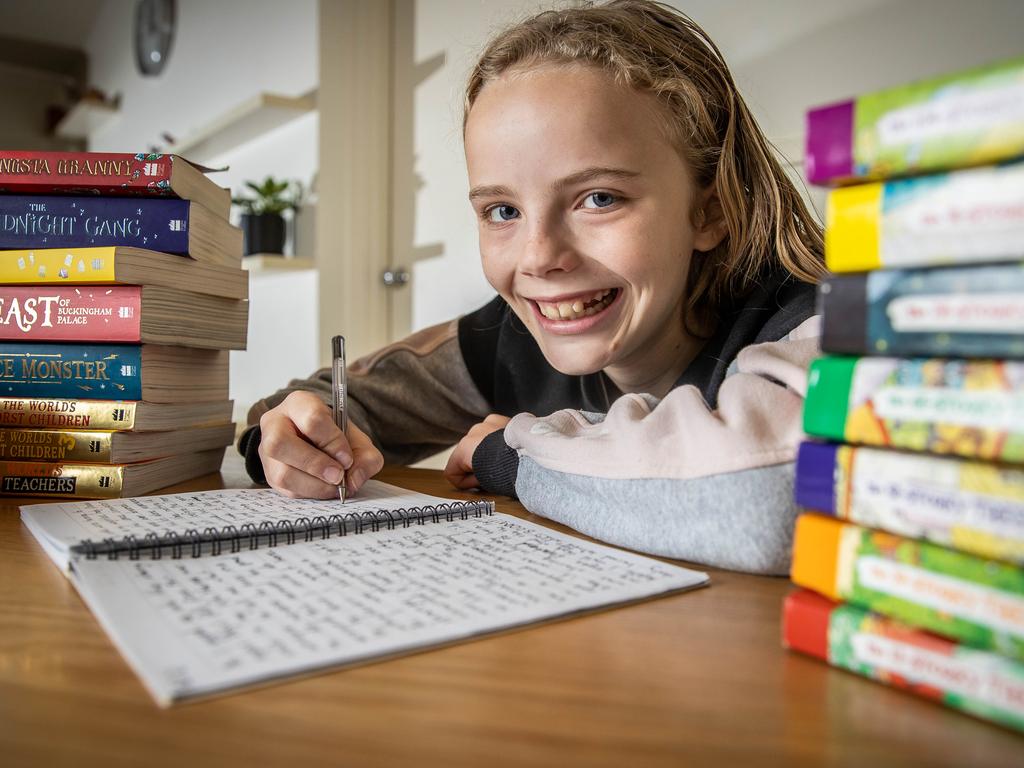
[533,288,619,321]
[528,288,621,333]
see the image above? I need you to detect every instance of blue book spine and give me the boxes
[0,195,190,253]
[795,441,839,514]
[0,343,142,400]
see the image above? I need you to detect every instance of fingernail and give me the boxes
[334,451,352,468]
[322,466,343,485]
[349,469,366,491]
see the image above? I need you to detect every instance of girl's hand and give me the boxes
[444,414,511,490]
[258,391,384,499]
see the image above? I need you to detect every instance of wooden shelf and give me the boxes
[54,99,119,140]
[174,91,316,163]
[242,255,315,273]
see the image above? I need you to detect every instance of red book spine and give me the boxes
[782,589,832,660]
[0,286,142,342]
[0,151,174,197]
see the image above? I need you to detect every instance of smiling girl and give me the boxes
[240,0,825,574]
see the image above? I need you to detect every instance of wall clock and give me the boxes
[135,0,177,77]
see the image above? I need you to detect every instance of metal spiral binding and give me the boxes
[77,499,495,561]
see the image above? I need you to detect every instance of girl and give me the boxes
[240,0,825,574]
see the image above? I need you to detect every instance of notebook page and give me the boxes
[21,482,462,568]
[69,512,709,706]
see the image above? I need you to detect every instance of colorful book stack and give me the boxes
[783,57,1024,732]
[0,151,249,498]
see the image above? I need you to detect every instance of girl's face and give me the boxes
[465,64,724,391]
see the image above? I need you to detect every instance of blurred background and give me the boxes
[1,0,1022,426]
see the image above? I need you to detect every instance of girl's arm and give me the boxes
[240,318,492,482]
[471,317,821,575]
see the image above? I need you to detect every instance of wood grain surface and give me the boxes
[0,453,1020,767]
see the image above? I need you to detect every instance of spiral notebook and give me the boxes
[21,481,709,706]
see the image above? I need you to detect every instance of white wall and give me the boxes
[83,0,320,421]
[405,0,1024,330]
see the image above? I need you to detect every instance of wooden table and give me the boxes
[1,456,1021,768]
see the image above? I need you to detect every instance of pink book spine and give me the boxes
[0,286,142,342]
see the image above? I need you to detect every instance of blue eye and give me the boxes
[486,204,520,223]
[582,192,617,209]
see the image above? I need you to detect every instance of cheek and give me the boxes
[479,233,519,294]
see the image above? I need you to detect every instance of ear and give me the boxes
[692,185,728,253]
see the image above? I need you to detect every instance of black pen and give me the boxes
[331,335,348,502]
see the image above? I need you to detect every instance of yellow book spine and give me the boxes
[0,429,113,462]
[825,183,883,273]
[0,398,138,430]
[0,247,118,283]
[0,460,124,498]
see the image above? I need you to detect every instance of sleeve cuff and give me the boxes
[472,428,520,498]
[237,424,269,485]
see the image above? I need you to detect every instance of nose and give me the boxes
[517,215,580,277]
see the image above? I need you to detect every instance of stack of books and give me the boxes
[0,151,249,498]
[782,58,1024,732]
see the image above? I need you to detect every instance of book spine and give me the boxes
[0,196,189,253]
[805,55,1024,184]
[825,163,1024,272]
[0,247,119,284]
[0,343,142,400]
[0,428,114,462]
[0,397,138,429]
[790,514,1024,661]
[803,356,1024,464]
[0,459,124,498]
[805,100,855,185]
[783,590,1024,733]
[821,263,1024,358]
[796,441,1024,565]
[0,151,176,196]
[0,286,142,342]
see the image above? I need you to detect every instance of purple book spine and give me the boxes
[794,441,839,514]
[805,100,855,185]
[0,195,190,253]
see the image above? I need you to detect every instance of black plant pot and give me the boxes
[241,212,286,256]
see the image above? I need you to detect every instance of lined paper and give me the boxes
[70,511,708,705]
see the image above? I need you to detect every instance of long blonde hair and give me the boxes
[465,0,825,334]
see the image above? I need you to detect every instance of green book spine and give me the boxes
[801,356,1024,464]
[802,356,856,441]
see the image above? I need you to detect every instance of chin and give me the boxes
[537,347,608,377]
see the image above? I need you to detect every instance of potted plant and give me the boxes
[232,177,303,256]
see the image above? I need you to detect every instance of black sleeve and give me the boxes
[472,429,519,498]
[237,424,268,484]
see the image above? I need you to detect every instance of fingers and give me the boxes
[258,391,386,499]
[345,423,385,495]
[278,391,352,465]
[443,436,479,490]
[443,413,511,491]
[481,413,512,429]
[258,392,351,499]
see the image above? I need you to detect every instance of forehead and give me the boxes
[464,63,682,182]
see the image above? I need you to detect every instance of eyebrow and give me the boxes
[468,166,640,201]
